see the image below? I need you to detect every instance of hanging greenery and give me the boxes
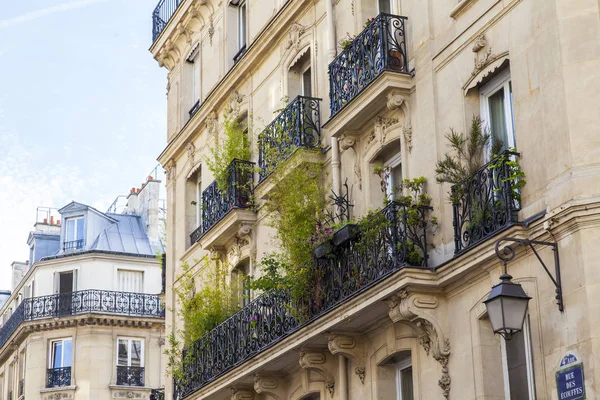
[205,114,252,193]
[164,259,240,381]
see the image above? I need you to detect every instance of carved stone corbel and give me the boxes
[285,23,306,50]
[176,24,193,46]
[339,134,362,190]
[254,375,286,400]
[164,159,176,181]
[206,110,218,140]
[327,334,366,384]
[187,142,195,165]
[386,91,412,153]
[230,387,255,400]
[387,291,451,399]
[227,91,245,117]
[299,351,335,396]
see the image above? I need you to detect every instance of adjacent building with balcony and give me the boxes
[151,0,599,399]
[0,176,167,400]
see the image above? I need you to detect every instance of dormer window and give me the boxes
[64,217,84,250]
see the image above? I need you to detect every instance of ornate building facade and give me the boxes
[151,0,600,399]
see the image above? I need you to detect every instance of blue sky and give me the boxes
[0,0,167,290]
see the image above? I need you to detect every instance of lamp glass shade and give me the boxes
[484,274,531,339]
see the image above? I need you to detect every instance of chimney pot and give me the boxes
[43,218,48,223]
[50,216,54,224]
[57,220,61,225]
[148,175,153,181]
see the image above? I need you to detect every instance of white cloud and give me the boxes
[0,0,112,30]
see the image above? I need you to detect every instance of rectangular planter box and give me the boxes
[332,224,359,247]
[315,241,334,259]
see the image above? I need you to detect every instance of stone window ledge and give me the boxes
[40,385,77,393]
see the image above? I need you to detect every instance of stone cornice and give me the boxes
[0,314,164,364]
[156,0,313,167]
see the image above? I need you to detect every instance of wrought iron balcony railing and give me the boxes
[63,239,84,251]
[47,366,71,388]
[0,290,163,349]
[152,0,183,42]
[190,159,254,244]
[328,13,409,118]
[451,150,521,254]
[175,201,431,398]
[257,96,322,182]
[116,366,145,387]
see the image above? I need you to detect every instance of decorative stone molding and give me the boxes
[227,91,245,117]
[206,110,218,139]
[187,142,195,164]
[230,388,255,400]
[339,134,362,190]
[43,393,74,400]
[112,391,148,399]
[374,116,400,147]
[386,92,412,152]
[254,375,286,400]
[208,15,215,45]
[462,33,509,94]
[387,291,451,399]
[165,159,176,181]
[285,23,306,50]
[176,24,193,45]
[299,351,335,396]
[327,334,366,384]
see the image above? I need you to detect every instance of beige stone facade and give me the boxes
[151,0,600,399]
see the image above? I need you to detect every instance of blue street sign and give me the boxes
[556,353,585,400]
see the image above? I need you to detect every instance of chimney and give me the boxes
[50,215,54,224]
[137,176,162,253]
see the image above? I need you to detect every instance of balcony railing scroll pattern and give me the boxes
[0,291,163,349]
[258,96,322,182]
[328,13,409,118]
[47,366,71,388]
[451,150,520,254]
[190,159,255,244]
[152,0,183,42]
[116,366,145,387]
[174,201,431,398]
[63,239,84,251]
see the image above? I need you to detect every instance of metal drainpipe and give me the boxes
[339,354,348,400]
[325,0,341,196]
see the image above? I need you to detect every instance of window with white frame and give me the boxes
[64,216,84,249]
[117,338,144,368]
[186,45,201,118]
[49,338,72,369]
[117,270,144,293]
[195,171,202,228]
[395,355,414,400]
[384,153,403,200]
[480,69,515,156]
[500,316,535,399]
[238,0,247,51]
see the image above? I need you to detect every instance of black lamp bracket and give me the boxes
[494,237,564,312]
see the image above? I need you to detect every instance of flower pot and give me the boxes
[332,224,359,247]
[315,241,334,259]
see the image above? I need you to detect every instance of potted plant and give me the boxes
[312,225,335,259]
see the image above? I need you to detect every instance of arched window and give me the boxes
[288,49,312,99]
[378,350,414,400]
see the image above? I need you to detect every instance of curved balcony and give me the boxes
[328,13,409,119]
[0,290,164,350]
[152,0,183,43]
[257,96,322,183]
[452,150,521,254]
[175,201,432,398]
[190,159,255,247]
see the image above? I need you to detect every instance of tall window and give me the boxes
[232,260,250,307]
[117,338,144,368]
[302,66,312,97]
[395,354,414,400]
[195,172,202,228]
[49,339,72,370]
[480,69,515,155]
[64,217,84,249]
[117,338,145,386]
[187,47,201,118]
[501,317,535,399]
[18,349,25,397]
[288,50,312,99]
[238,1,247,51]
[117,270,144,293]
[384,153,403,200]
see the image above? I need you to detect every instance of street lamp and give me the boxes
[485,237,563,340]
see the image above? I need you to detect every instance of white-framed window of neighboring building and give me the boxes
[49,338,72,370]
[395,354,414,400]
[186,45,201,118]
[480,68,515,157]
[500,316,536,399]
[238,0,247,51]
[117,338,144,369]
[117,270,144,293]
[64,216,84,249]
[384,153,403,200]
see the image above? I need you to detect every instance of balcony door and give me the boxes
[55,271,75,317]
[117,338,145,386]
